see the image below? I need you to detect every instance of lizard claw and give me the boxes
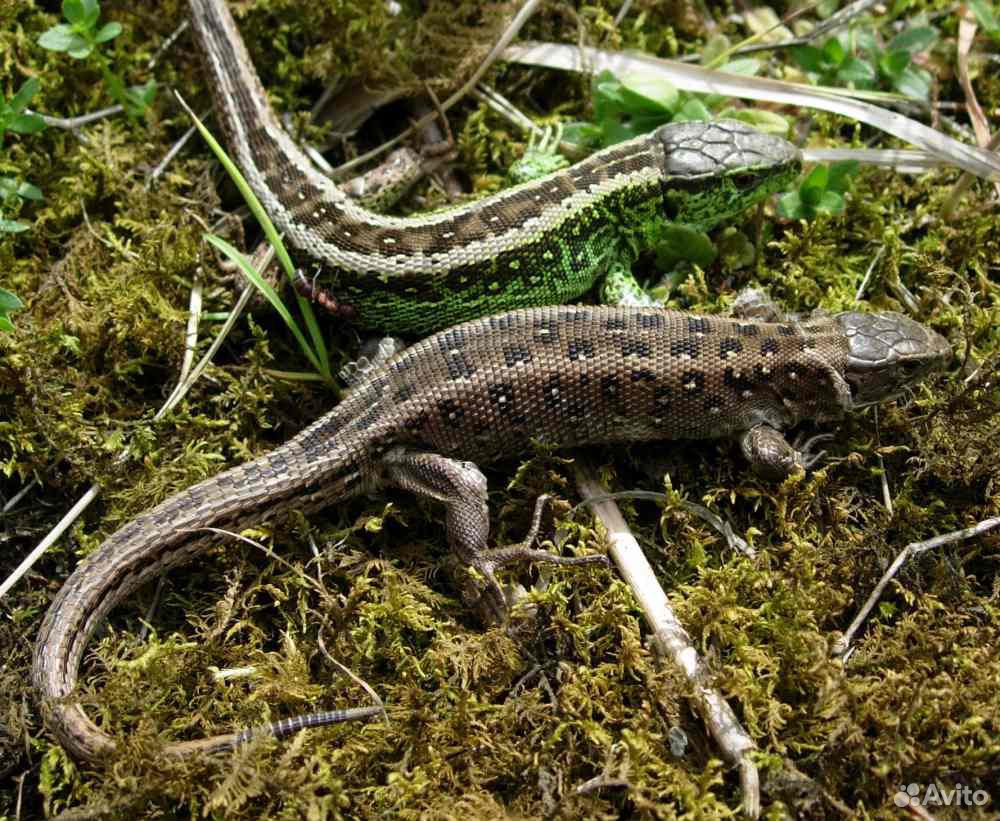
[794,432,835,469]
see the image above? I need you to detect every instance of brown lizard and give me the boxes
[32,302,950,761]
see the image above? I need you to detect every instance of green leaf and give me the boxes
[826,160,859,194]
[888,26,938,54]
[592,70,626,120]
[124,78,157,115]
[8,113,46,135]
[791,45,826,73]
[815,190,845,214]
[67,39,95,59]
[0,218,29,233]
[822,36,847,65]
[617,73,679,115]
[0,288,24,312]
[102,71,126,108]
[16,181,43,201]
[9,77,40,113]
[700,33,731,66]
[836,56,877,86]
[879,49,911,78]
[800,164,829,194]
[599,118,641,146]
[654,225,717,268]
[560,122,602,150]
[716,108,789,136]
[717,58,761,76]
[64,0,100,30]
[893,65,931,100]
[94,21,122,43]
[777,191,805,219]
[855,28,878,55]
[61,0,87,25]
[0,316,13,332]
[968,0,1000,40]
[670,97,711,122]
[39,24,92,57]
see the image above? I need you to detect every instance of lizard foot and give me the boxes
[294,269,357,320]
[464,494,609,622]
[793,432,835,469]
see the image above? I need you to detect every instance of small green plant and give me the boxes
[38,0,156,117]
[0,78,46,145]
[777,160,859,221]
[0,177,43,233]
[792,24,939,100]
[0,288,25,333]
[563,68,788,150]
[177,96,334,387]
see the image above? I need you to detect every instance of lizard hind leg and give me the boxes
[380,449,607,623]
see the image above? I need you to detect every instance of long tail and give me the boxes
[31,411,376,761]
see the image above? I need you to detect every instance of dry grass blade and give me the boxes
[503,42,1000,180]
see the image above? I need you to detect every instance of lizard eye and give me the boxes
[732,172,759,189]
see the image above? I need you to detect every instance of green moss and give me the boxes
[2,0,998,819]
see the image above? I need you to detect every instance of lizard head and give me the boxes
[656,119,801,230]
[836,311,951,406]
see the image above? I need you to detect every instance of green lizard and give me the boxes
[189,0,802,334]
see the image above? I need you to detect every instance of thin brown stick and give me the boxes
[574,463,760,819]
[832,517,1000,659]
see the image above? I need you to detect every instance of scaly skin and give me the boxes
[32,302,950,762]
[188,0,802,334]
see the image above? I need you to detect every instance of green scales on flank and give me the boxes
[189,0,802,335]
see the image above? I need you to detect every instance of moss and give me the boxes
[2,0,998,819]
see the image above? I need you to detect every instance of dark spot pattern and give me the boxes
[437,328,468,351]
[355,406,383,430]
[605,318,627,330]
[543,375,563,408]
[719,338,743,359]
[671,338,700,358]
[533,318,560,343]
[680,369,706,394]
[567,339,594,361]
[621,339,651,358]
[688,317,710,334]
[761,338,779,355]
[445,351,476,380]
[437,399,465,425]
[778,325,795,336]
[601,375,621,399]
[653,386,673,412]
[489,315,516,331]
[393,384,415,402]
[488,382,515,416]
[735,323,758,336]
[724,366,756,394]
[631,368,655,382]
[638,314,665,330]
[503,346,532,367]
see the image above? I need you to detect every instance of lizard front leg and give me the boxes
[738,425,831,480]
[380,448,606,622]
